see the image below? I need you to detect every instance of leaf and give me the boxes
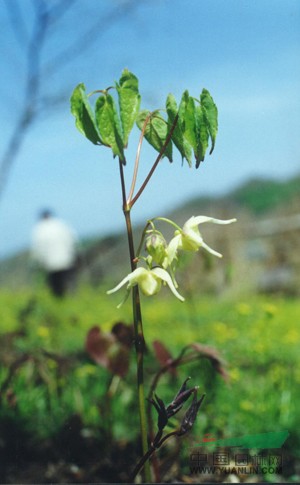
[190,343,228,381]
[200,89,218,154]
[116,69,141,147]
[95,93,125,162]
[178,90,216,167]
[136,110,173,162]
[194,104,209,168]
[85,326,114,369]
[85,325,131,378]
[184,96,209,167]
[166,94,192,167]
[177,90,189,132]
[152,340,177,376]
[182,96,200,163]
[107,343,130,378]
[70,83,102,145]
[111,321,134,349]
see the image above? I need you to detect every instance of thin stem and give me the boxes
[130,113,179,208]
[130,445,156,482]
[118,155,128,209]
[124,212,150,480]
[118,159,151,482]
[151,216,182,231]
[127,113,152,205]
[130,430,179,481]
[135,221,152,259]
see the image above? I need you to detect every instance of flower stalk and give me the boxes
[129,113,179,208]
[119,159,150,482]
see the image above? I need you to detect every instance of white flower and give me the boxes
[166,215,236,263]
[107,266,184,304]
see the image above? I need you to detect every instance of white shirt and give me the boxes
[31,217,77,271]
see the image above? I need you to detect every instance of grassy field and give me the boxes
[0,285,299,481]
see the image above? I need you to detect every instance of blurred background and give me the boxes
[0,0,299,483]
[0,0,299,260]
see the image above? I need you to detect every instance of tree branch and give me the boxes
[43,0,141,76]
[0,0,141,201]
[4,0,29,50]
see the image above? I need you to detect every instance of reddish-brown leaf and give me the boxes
[85,326,114,369]
[152,340,177,376]
[189,343,228,381]
[108,343,130,378]
[111,321,134,349]
[86,325,132,377]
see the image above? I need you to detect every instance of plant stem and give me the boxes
[127,112,152,205]
[117,111,179,478]
[130,430,179,481]
[119,159,151,482]
[129,113,179,208]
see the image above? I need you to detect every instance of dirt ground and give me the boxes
[1,414,298,483]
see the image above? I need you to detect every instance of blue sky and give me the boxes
[0,0,299,258]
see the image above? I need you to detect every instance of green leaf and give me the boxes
[95,93,125,162]
[200,89,218,154]
[70,83,101,145]
[116,69,141,147]
[178,90,190,134]
[194,104,209,168]
[180,93,209,168]
[166,94,192,166]
[183,96,198,159]
[136,110,173,162]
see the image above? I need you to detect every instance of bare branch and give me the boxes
[4,0,29,49]
[25,0,49,100]
[43,0,140,76]
[0,0,49,200]
[0,0,141,202]
[0,112,32,199]
[47,0,79,26]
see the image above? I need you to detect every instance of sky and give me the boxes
[0,0,299,259]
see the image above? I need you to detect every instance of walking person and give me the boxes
[31,209,78,297]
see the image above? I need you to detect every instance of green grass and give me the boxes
[0,286,299,461]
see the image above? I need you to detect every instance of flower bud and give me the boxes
[145,233,168,267]
[148,394,168,431]
[178,391,205,436]
[166,377,194,417]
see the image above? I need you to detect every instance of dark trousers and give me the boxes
[47,268,75,297]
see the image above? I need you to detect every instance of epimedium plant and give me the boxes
[70,69,236,481]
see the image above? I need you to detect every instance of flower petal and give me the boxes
[166,234,182,266]
[107,267,147,295]
[181,228,203,250]
[107,274,131,294]
[152,267,185,301]
[116,289,131,309]
[201,241,223,258]
[191,216,237,226]
[139,271,161,296]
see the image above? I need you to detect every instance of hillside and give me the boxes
[181,173,300,216]
[0,173,299,289]
[230,174,300,214]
